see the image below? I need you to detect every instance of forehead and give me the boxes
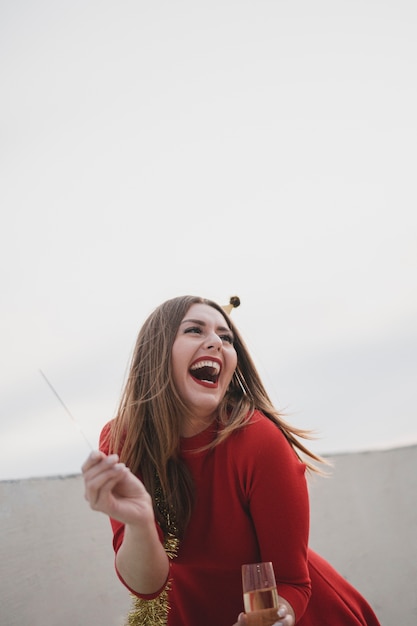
[181,303,229,327]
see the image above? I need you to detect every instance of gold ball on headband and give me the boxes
[222,296,241,315]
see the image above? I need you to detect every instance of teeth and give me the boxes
[190,360,220,373]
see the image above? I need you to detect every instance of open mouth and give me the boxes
[189,359,221,385]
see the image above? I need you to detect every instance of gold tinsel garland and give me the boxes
[124,534,180,626]
[126,586,170,626]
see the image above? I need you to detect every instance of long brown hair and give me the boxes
[107,295,324,537]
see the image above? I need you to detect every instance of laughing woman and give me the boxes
[82,295,381,626]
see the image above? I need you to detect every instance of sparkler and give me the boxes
[39,369,94,451]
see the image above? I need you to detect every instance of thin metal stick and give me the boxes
[39,369,94,451]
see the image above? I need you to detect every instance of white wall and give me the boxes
[1,445,416,626]
[308,444,417,626]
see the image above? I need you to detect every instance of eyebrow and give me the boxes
[180,318,233,334]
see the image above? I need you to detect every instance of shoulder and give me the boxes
[230,410,299,462]
[99,418,126,455]
[238,410,289,446]
[98,420,114,454]
[228,411,307,490]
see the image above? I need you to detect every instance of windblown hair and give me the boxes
[106,295,324,538]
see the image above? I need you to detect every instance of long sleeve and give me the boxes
[99,423,167,599]
[234,413,312,620]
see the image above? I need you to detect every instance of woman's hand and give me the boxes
[81,450,154,526]
[82,450,170,595]
[233,604,295,626]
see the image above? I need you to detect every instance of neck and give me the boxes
[180,413,216,438]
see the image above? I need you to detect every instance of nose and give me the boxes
[204,332,222,350]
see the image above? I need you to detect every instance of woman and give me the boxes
[82,295,381,626]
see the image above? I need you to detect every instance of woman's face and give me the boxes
[171,303,238,423]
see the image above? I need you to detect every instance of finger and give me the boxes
[272,618,293,626]
[276,603,295,626]
[85,463,128,509]
[83,454,121,487]
[83,456,125,498]
[81,449,107,473]
[277,606,288,619]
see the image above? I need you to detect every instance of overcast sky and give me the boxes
[1,0,416,481]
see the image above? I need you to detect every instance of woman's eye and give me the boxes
[184,326,202,335]
[183,327,233,344]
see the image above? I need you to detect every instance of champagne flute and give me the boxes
[242,562,279,612]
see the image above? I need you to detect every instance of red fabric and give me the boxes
[100,412,380,626]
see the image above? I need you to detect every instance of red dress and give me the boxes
[101,411,381,625]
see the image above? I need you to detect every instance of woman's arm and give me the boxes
[236,415,312,621]
[116,515,169,595]
[82,450,169,594]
